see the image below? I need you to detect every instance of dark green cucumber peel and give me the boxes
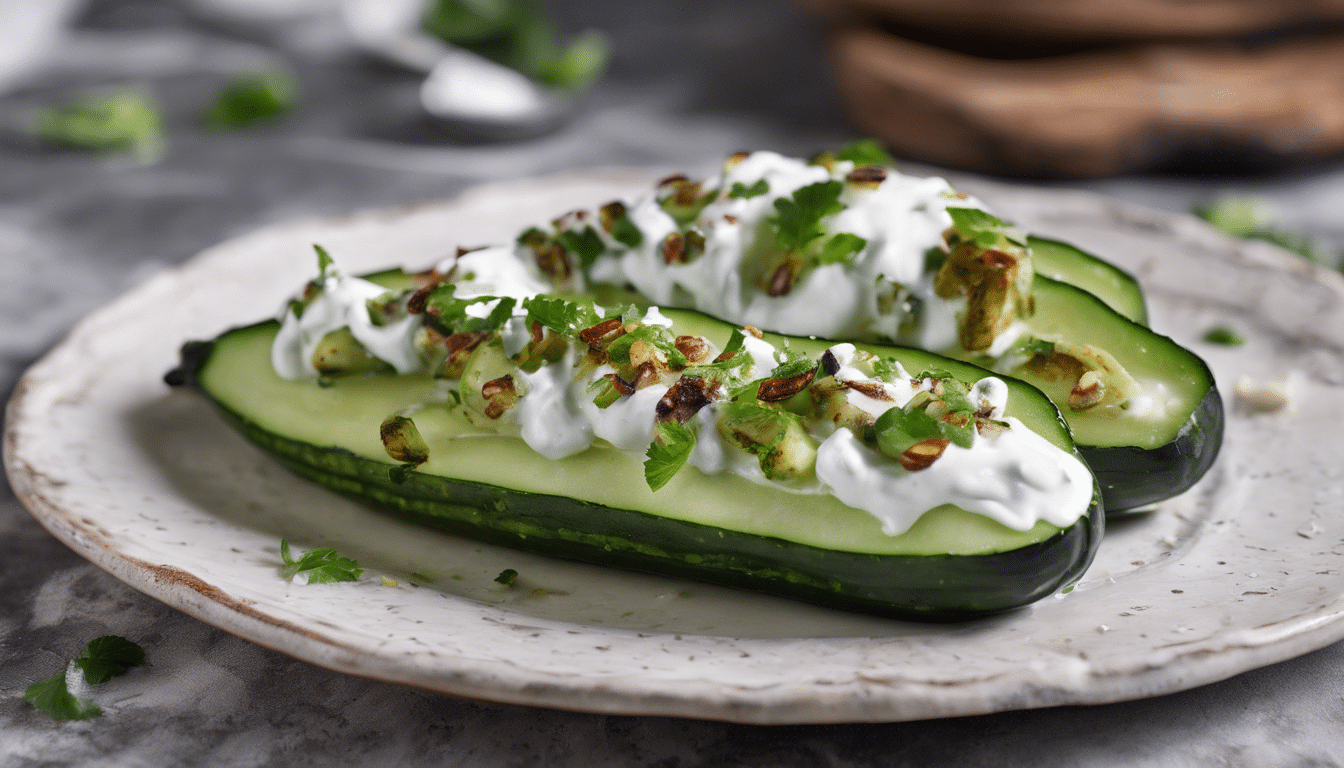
[1027,236,1148,326]
[1003,277,1223,512]
[1084,388,1224,512]
[169,318,1102,621]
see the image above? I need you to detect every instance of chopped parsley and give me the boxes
[203,71,296,128]
[818,233,868,265]
[1021,338,1056,357]
[521,295,604,337]
[1193,195,1328,264]
[606,323,688,368]
[610,211,644,248]
[314,244,335,281]
[555,226,607,270]
[422,0,608,89]
[24,636,146,721]
[835,138,893,166]
[1203,326,1245,346]
[728,179,770,199]
[946,207,1028,249]
[771,181,846,252]
[494,568,519,586]
[644,420,697,491]
[36,89,163,158]
[280,539,363,584]
[422,285,518,334]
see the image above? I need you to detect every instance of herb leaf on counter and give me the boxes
[280,539,363,584]
[204,71,296,128]
[36,89,163,159]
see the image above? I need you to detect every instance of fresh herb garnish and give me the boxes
[1203,326,1245,346]
[644,420,696,491]
[555,226,607,269]
[521,295,603,337]
[24,636,146,721]
[606,323,687,368]
[494,568,519,586]
[766,355,817,382]
[422,285,518,334]
[1193,195,1327,264]
[835,138,893,166]
[771,181,846,252]
[280,539,363,584]
[946,207,1028,248]
[36,89,163,158]
[73,636,147,685]
[314,244,335,281]
[422,0,608,90]
[1022,338,1056,357]
[610,211,643,248]
[818,233,868,265]
[728,179,770,199]
[203,71,296,128]
[871,356,904,380]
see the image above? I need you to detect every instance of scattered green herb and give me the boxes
[314,244,335,281]
[1203,326,1245,346]
[422,285,518,334]
[728,179,770,199]
[24,636,146,721]
[946,207,1028,248]
[536,31,610,89]
[609,211,643,248]
[203,71,296,128]
[494,568,519,586]
[555,226,607,270]
[1021,338,1056,357]
[1193,195,1327,264]
[36,89,163,158]
[522,295,603,337]
[818,233,868,265]
[280,539,363,584]
[73,636,146,685]
[644,420,697,491]
[421,0,608,89]
[835,138,893,166]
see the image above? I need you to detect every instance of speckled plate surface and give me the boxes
[7,170,1344,724]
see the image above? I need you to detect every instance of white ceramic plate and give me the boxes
[8,170,1344,724]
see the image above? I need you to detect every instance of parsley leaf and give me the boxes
[728,179,769,199]
[423,284,517,334]
[610,211,643,248]
[914,368,956,382]
[606,323,688,368]
[1203,326,1245,346]
[494,568,519,586]
[74,636,146,685]
[1022,338,1056,357]
[24,670,101,721]
[204,71,296,128]
[1193,195,1327,263]
[946,207,1028,248]
[771,181,845,252]
[644,420,697,491]
[314,244,335,281]
[537,31,610,89]
[522,295,603,337]
[818,233,868,265]
[766,355,817,382]
[36,89,163,158]
[873,406,942,458]
[835,138,893,166]
[555,226,607,270]
[871,357,904,380]
[280,539,363,584]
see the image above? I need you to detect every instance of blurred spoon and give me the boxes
[341,0,575,139]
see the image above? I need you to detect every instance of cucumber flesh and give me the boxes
[178,317,1101,619]
[1028,236,1148,325]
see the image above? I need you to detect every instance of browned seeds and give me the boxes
[604,372,635,396]
[631,362,660,390]
[845,164,887,188]
[841,379,893,400]
[598,201,626,234]
[438,330,491,378]
[656,377,719,423]
[586,347,609,367]
[723,214,738,224]
[899,438,950,471]
[1069,370,1105,409]
[976,420,1009,439]
[724,151,750,171]
[530,322,544,345]
[766,258,800,297]
[672,180,702,206]
[656,173,689,188]
[532,242,572,281]
[757,367,818,403]
[405,279,442,315]
[743,325,764,339]
[674,335,711,363]
[820,349,840,376]
[660,232,685,264]
[481,375,517,419]
[551,209,589,230]
[578,317,625,347]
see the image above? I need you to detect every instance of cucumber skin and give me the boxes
[1083,387,1224,513]
[182,345,1103,621]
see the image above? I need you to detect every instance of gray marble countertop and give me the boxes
[5,1,1344,765]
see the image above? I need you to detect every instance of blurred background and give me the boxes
[6,1,1344,764]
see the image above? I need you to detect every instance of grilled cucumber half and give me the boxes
[169,300,1101,621]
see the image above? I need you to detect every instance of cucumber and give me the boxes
[1027,236,1148,325]
[169,312,1102,620]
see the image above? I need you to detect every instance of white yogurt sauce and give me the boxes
[272,245,551,380]
[589,151,989,347]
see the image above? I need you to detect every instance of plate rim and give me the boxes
[8,168,1344,724]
